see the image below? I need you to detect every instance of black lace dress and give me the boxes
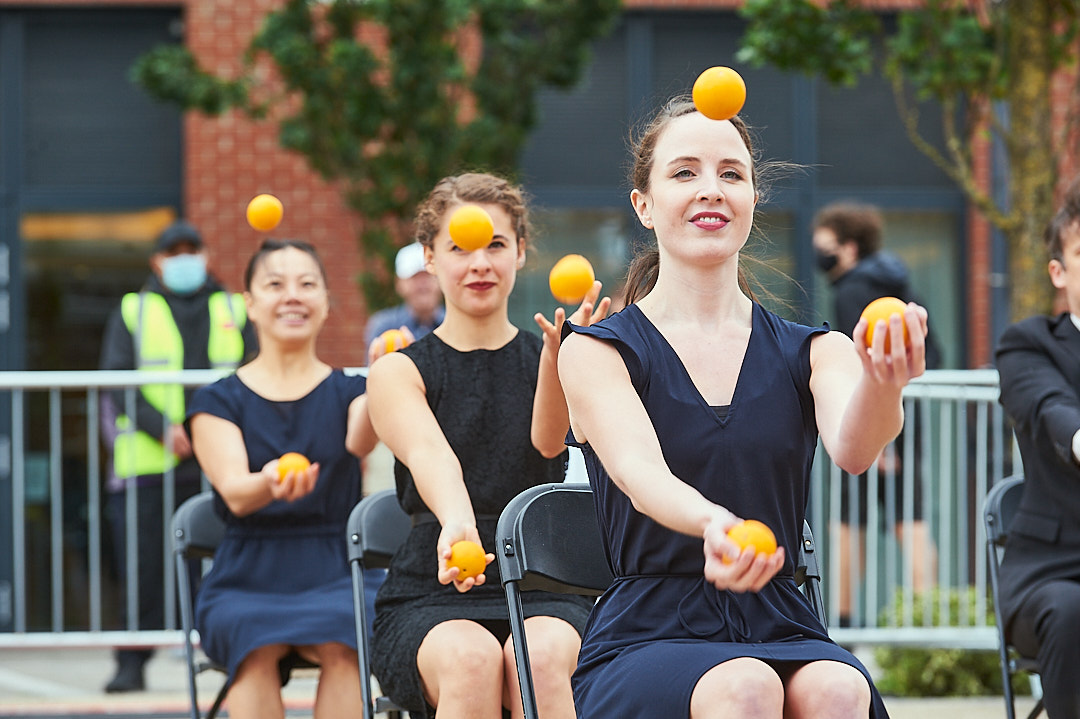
[371,330,592,716]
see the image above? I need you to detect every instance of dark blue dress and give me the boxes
[567,303,889,718]
[187,370,365,680]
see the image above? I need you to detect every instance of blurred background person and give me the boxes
[812,201,939,626]
[99,219,256,692]
[364,241,444,363]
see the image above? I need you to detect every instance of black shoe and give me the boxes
[104,650,149,693]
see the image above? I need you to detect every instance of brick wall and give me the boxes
[184,0,369,368]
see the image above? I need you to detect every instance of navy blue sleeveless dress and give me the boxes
[567,303,889,718]
[186,370,365,680]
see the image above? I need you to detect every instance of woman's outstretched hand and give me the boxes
[852,301,929,389]
[702,510,785,593]
[435,522,495,593]
[534,280,611,353]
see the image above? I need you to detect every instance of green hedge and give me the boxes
[873,587,1032,697]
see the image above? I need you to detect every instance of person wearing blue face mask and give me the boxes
[98,219,258,692]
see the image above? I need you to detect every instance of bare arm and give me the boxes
[811,302,928,473]
[531,281,611,457]
[189,413,319,516]
[558,332,783,592]
[365,351,492,591]
[345,394,379,458]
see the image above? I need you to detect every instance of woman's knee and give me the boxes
[519,619,580,668]
[691,659,784,717]
[301,641,358,671]
[421,620,505,679]
[785,662,870,719]
[235,644,290,682]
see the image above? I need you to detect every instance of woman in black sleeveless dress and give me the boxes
[558,99,930,718]
[365,173,610,718]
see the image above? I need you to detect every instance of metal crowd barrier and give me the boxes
[0,369,1014,649]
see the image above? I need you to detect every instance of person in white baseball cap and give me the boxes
[364,242,444,363]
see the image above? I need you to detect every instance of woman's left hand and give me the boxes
[534,281,611,354]
[852,301,929,389]
[435,522,495,593]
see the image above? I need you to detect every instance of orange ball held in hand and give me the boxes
[247,193,284,232]
[692,66,747,121]
[448,204,494,251]
[548,254,596,305]
[860,296,910,353]
[724,519,778,564]
[379,328,410,354]
[448,540,486,581]
[277,452,311,482]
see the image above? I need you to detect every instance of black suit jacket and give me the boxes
[996,313,1080,632]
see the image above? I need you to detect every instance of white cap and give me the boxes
[395,242,427,279]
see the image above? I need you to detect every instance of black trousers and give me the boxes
[1009,579,1080,718]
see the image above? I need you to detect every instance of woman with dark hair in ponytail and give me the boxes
[558,98,929,718]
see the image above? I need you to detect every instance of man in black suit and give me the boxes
[996,176,1080,718]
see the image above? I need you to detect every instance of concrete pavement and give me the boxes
[0,646,1039,718]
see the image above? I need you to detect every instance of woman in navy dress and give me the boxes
[364,173,609,718]
[558,98,929,719]
[188,239,377,719]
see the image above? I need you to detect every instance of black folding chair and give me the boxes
[497,483,830,719]
[346,489,411,719]
[172,492,229,719]
[796,519,827,630]
[984,475,1045,719]
[495,483,614,719]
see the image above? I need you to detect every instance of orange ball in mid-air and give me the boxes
[860,296,910,353]
[548,254,596,305]
[277,452,311,482]
[247,194,284,232]
[379,328,411,354]
[692,66,747,121]
[447,540,487,581]
[724,519,778,564]
[448,205,494,251]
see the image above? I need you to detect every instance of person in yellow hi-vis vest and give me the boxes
[98,220,257,692]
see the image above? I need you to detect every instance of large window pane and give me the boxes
[509,207,631,332]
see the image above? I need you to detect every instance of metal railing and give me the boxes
[0,369,1015,649]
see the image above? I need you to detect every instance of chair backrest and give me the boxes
[496,483,614,595]
[172,492,225,561]
[347,489,412,569]
[985,475,1025,549]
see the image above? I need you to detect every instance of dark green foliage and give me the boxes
[874,588,1032,697]
[736,0,880,86]
[736,0,1080,319]
[130,0,620,309]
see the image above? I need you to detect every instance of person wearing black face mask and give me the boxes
[811,201,941,629]
[98,219,258,692]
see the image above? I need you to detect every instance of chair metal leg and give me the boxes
[505,583,539,719]
[206,679,230,719]
[177,552,203,719]
[351,560,376,719]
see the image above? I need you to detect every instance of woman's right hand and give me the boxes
[436,522,495,593]
[263,458,320,503]
[702,509,785,593]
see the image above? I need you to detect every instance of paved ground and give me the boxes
[0,646,1040,718]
